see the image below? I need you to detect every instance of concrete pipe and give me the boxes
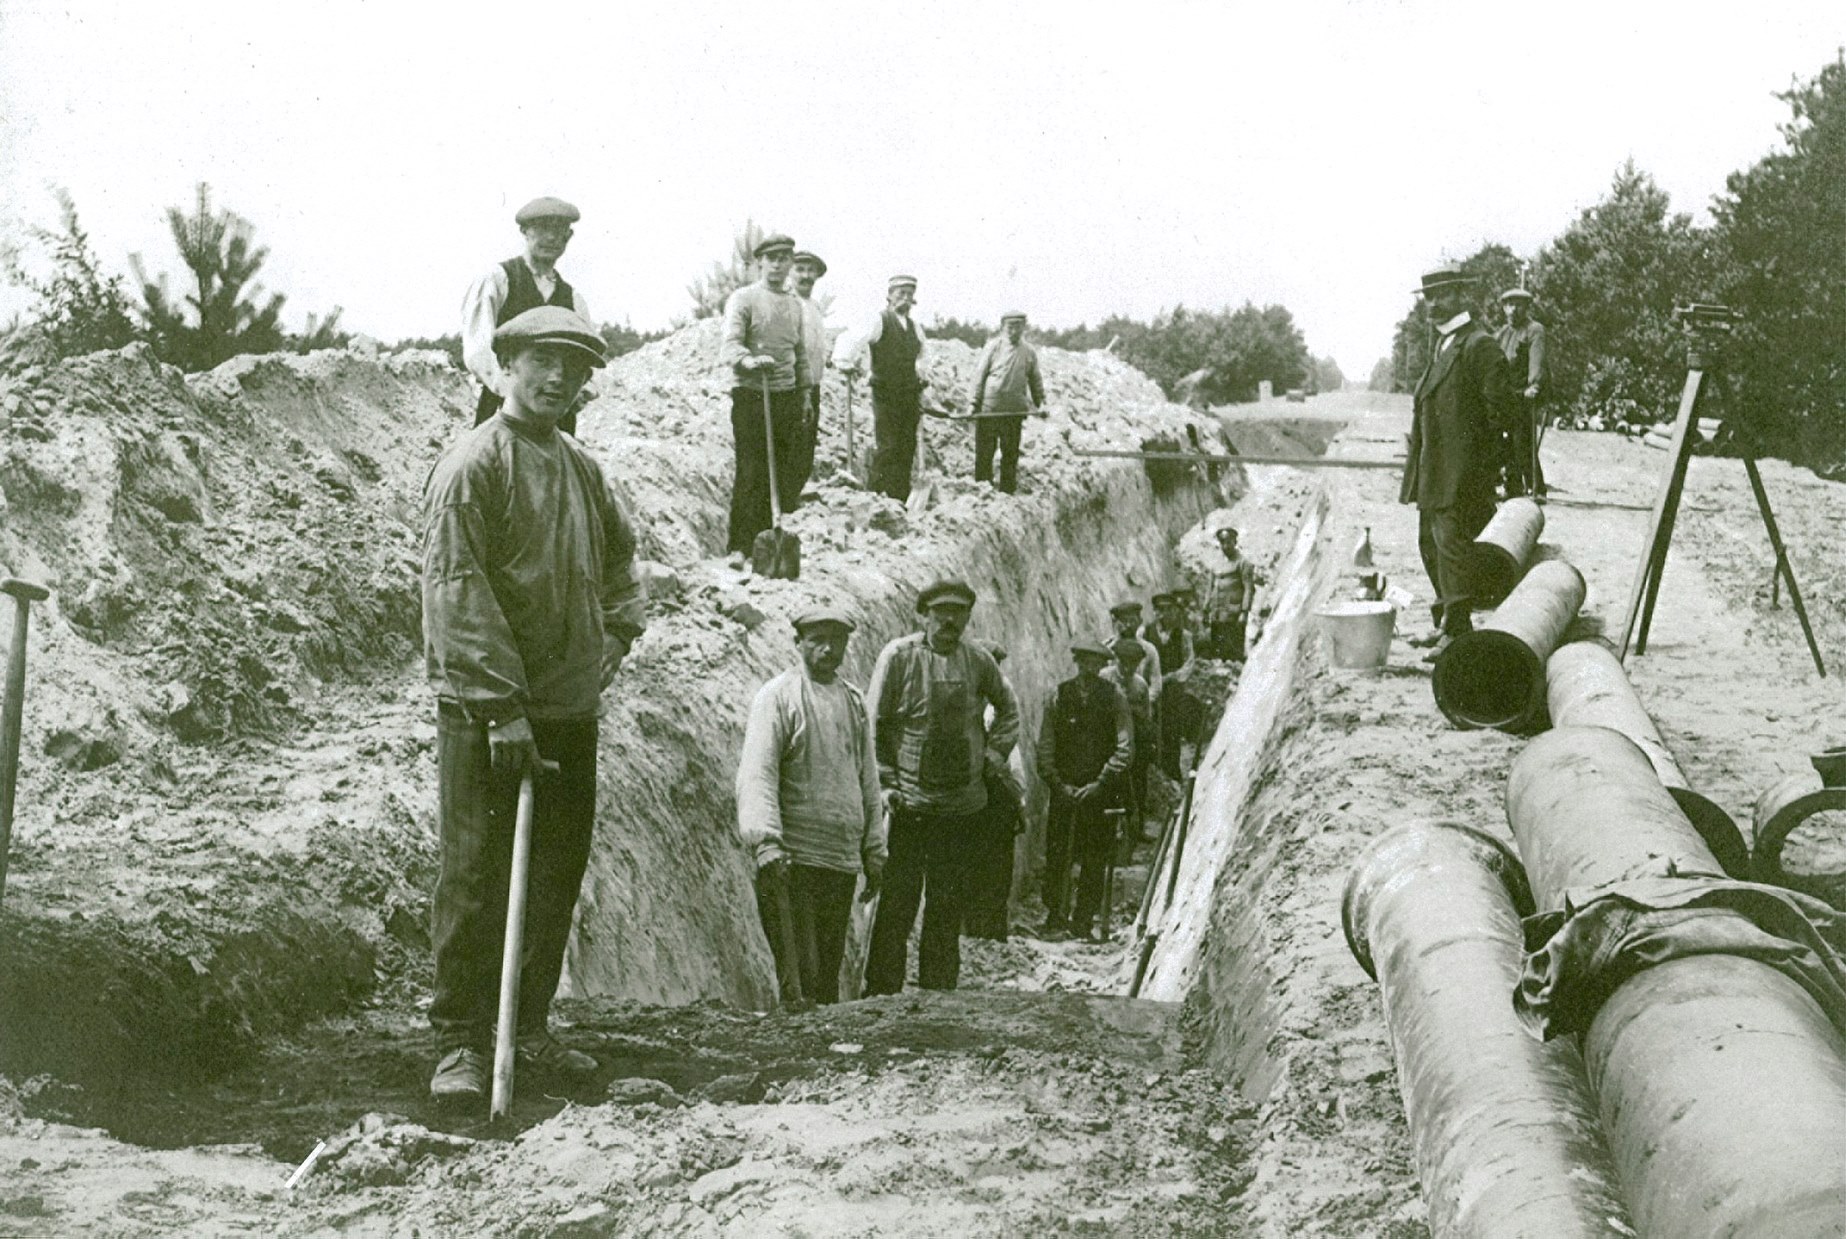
[1432,558,1585,732]
[1752,766,1846,907]
[1465,497,1545,606]
[1342,823,1632,1239]
[1507,726,1846,1239]
[1546,639,1749,879]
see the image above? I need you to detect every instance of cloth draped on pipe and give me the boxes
[1515,875,1846,1040]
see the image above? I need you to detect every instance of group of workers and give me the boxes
[420,196,1262,1105]
[1401,266,1550,660]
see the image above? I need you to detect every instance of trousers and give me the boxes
[964,768,1021,940]
[787,386,822,499]
[727,386,809,555]
[755,862,858,1006]
[429,711,598,1054]
[1417,500,1494,631]
[1044,793,1118,931]
[865,806,977,994]
[868,385,923,502]
[973,415,1026,493]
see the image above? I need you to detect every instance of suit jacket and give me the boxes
[1400,317,1507,509]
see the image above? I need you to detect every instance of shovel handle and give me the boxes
[490,757,559,1120]
[761,374,783,522]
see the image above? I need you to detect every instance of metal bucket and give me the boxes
[1315,600,1395,669]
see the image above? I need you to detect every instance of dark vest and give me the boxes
[869,310,922,394]
[1142,622,1187,677]
[475,258,578,426]
[1047,677,1124,787]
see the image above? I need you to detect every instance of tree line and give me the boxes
[1380,53,1846,473]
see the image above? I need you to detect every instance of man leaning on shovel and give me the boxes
[719,233,809,562]
[421,305,647,1106]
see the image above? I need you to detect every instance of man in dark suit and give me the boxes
[1400,267,1508,660]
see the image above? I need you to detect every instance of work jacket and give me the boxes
[1039,675,1133,791]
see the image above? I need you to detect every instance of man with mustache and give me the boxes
[864,580,1019,993]
[735,605,886,1006]
[833,274,929,502]
[462,197,594,436]
[421,305,646,1106]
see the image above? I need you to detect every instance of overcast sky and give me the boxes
[3,0,1843,375]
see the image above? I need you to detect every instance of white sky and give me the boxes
[2,0,1842,375]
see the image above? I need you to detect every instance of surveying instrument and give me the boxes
[1618,303,1825,676]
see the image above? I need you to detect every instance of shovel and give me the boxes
[843,376,859,484]
[490,756,559,1122]
[750,373,801,579]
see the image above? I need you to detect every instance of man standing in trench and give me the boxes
[865,580,1019,993]
[462,197,595,436]
[421,305,647,1105]
[968,310,1047,494]
[1401,266,1507,659]
[735,606,886,1006]
[833,275,928,502]
[719,233,809,559]
[1038,641,1132,939]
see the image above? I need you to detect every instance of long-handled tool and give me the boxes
[490,756,559,1122]
[843,376,859,484]
[1073,447,1404,470]
[758,861,811,1011]
[1129,771,1194,997]
[1099,807,1128,939]
[750,373,801,579]
[0,577,50,910]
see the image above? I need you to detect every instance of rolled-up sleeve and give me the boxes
[831,313,881,373]
[461,268,510,398]
[422,463,527,719]
[735,681,789,857]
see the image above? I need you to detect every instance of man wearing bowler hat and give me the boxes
[1496,287,1548,498]
[1401,266,1509,659]
[968,311,1047,494]
[789,250,831,498]
[865,579,1019,993]
[735,605,886,1006]
[833,274,929,501]
[719,233,809,558]
[1037,641,1132,939]
[421,305,647,1105]
[463,197,595,436]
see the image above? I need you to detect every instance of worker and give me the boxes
[833,275,928,502]
[719,233,809,559]
[1199,527,1256,661]
[1038,641,1132,940]
[1496,287,1548,499]
[968,311,1047,494]
[735,606,886,1006]
[462,197,594,436]
[421,305,647,1105]
[1105,600,1163,698]
[964,642,1024,942]
[1103,637,1155,839]
[1402,266,1507,659]
[865,580,1019,993]
[1144,592,1198,780]
[790,250,830,498]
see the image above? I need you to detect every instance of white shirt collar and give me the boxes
[1437,311,1473,338]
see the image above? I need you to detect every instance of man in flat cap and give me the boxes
[789,250,830,499]
[864,579,1019,993]
[1105,600,1163,699]
[1401,267,1509,658]
[833,275,929,502]
[463,197,594,436]
[1037,641,1132,939]
[735,605,885,1007]
[719,233,809,559]
[968,311,1048,494]
[1197,526,1255,661]
[421,305,647,1106]
[1496,287,1548,498]
[1144,592,1198,781]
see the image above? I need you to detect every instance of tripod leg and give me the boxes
[1621,371,1702,660]
[1745,454,1826,677]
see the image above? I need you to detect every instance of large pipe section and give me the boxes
[1752,758,1846,905]
[1432,558,1584,731]
[1545,639,1749,878]
[1507,726,1846,1238]
[1464,497,1544,606]
[1341,823,1632,1238]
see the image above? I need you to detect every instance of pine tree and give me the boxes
[131,183,287,371]
[685,220,766,321]
[1,188,140,365]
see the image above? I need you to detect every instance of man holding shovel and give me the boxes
[719,233,809,560]
[1037,641,1132,940]
[735,606,886,1006]
[421,305,647,1106]
[967,311,1047,494]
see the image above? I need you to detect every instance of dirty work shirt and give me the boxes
[867,634,1020,816]
[735,665,887,873]
[422,414,647,722]
[1198,553,1256,625]
[719,281,807,392]
[968,336,1046,413]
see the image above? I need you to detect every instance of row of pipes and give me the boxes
[1343,498,1846,1237]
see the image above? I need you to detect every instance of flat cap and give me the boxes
[1415,266,1474,296]
[1071,639,1112,660]
[1109,599,1144,616]
[754,233,797,258]
[888,274,918,291]
[1112,637,1146,661]
[1000,310,1027,323]
[791,605,856,633]
[1500,287,1534,303]
[493,305,606,367]
[915,579,976,612]
[792,250,828,276]
[515,197,580,226]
